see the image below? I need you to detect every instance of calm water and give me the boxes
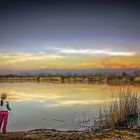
[0,83,139,131]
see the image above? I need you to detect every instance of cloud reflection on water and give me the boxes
[0,83,139,107]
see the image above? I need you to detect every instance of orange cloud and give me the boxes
[102,55,140,68]
[0,51,139,70]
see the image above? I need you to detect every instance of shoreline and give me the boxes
[0,75,140,85]
[1,128,140,140]
[0,80,140,85]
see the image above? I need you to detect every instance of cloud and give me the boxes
[0,52,65,63]
[56,48,136,56]
[0,49,139,70]
[101,55,140,68]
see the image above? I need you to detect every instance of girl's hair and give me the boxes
[1,94,7,106]
[1,100,3,106]
[1,94,7,99]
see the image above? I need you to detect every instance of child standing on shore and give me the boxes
[0,93,11,134]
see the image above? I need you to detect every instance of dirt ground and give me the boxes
[0,129,140,140]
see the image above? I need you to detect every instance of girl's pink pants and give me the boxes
[0,111,9,133]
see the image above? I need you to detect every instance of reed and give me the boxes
[74,87,140,132]
[93,87,140,131]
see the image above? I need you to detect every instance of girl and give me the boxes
[0,93,11,134]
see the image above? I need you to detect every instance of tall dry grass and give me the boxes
[74,87,140,132]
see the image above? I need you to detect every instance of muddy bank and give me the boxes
[0,129,140,140]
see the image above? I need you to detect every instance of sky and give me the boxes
[0,0,140,70]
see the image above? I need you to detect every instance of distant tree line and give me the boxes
[0,70,140,84]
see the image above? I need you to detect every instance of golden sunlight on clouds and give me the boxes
[102,55,140,68]
[0,50,139,70]
[0,52,64,63]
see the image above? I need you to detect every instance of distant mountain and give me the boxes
[0,68,139,75]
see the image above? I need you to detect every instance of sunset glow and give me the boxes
[0,49,139,70]
[0,0,140,71]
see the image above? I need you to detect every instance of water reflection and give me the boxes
[0,83,139,131]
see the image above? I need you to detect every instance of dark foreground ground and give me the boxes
[0,129,140,140]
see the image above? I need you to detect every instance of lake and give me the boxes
[0,83,140,131]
